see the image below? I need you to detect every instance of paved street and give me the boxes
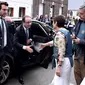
[4,63,76,85]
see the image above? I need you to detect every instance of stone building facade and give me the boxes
[0,0,68,18]
[33,0,68,18]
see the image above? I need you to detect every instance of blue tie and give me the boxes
[26,29,29,40]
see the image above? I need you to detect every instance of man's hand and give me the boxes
[27,39,32,45]
[71,34,76,39]
[26,46,33,53]
[56,66,61,77]
[73,37,80,44]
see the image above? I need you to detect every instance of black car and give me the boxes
[0,19,54,84]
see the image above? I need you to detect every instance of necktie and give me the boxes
[1,19,7,47]
[26,29,29,40]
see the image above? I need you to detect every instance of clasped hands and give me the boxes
[40,43,48,49]
[25,39,33,53]
[25,46,33,53]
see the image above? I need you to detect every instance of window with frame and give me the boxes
[19,7,25,17]
[8,7,14,16]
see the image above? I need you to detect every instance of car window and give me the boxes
[40,22,53,31]
[38,22,54,37]
[31,22,48,37]
[13,19,53,38]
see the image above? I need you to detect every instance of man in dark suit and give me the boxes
[14,15,33,85]
[0,2,9,83]
[5,16,15,54]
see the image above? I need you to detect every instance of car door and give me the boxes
[31,21,53,68]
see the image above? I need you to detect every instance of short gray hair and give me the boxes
[79,4,85,10]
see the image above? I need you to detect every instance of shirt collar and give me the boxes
[23,25,26,31]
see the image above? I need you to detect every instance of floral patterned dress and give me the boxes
[54,30,66,62]
[50,28,72,85]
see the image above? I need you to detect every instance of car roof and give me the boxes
[11,17,53,31]
[11,17,45,24]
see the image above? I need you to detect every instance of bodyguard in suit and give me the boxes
[5,16,15,54]
[14,15,33,85]
[0,1,9,83]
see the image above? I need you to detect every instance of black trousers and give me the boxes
[0,47,7,73]
[14,51,28,78]
[15,59,23,78]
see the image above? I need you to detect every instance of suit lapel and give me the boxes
[20,25,27,40]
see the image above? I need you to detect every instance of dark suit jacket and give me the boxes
[14,24,33,59]
[6,21,15,53]
[73,19,85,64]
[0,26,3,49]
[0,18,11,67]
[0,19,10,50]
[74,19,85,45]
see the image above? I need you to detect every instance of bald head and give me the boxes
[22,15,31,23]
[22,15,32,29]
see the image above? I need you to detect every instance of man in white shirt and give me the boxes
[0,2,9,83]
[14,15,33,84]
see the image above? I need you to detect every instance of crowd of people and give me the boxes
[0,1,85,85]
[33,14,53,27]
[33,3,85,85]
[33,14,78,35]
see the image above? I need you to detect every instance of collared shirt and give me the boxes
[23,25,29,38]
[54,31,66,61]
[0,18,7,47]
[22,25,29,50]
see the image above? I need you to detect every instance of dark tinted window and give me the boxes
[31,22,48,37]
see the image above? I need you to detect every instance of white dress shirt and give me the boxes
[0,18,7,47]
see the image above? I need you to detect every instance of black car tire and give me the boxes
[0,54,14,85]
